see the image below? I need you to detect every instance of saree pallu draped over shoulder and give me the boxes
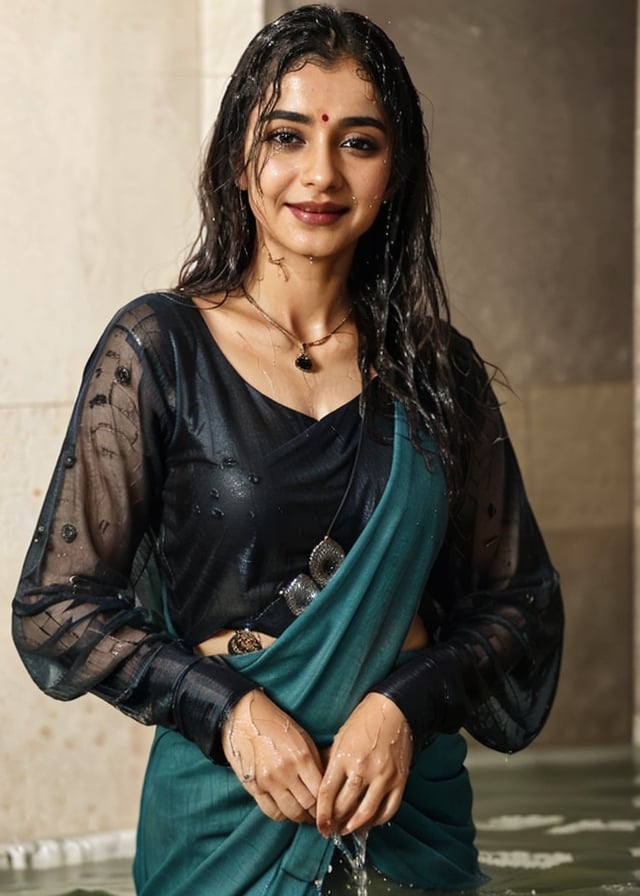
[133,406,487,895]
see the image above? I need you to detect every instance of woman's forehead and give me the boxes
[254,58,383,121]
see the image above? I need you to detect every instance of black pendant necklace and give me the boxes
[242,286,353,371]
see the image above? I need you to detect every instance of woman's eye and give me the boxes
[266,129,301,147]
[342,136,378,152]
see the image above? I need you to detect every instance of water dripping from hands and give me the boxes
[332,829,369,896]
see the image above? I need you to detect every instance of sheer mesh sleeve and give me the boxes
[11,302,256,762]
[373,334,564,754]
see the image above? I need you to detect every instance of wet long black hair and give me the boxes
[176,4,486,501]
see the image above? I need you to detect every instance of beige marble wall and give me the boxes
[1,0,262,844]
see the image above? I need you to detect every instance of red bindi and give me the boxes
[321,113,329,122]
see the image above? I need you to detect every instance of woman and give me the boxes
[12,5,563,894]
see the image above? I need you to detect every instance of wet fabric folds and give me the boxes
[134,406,484,894]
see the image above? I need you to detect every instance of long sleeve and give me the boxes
[11,301,255,762]
[373,335,564,754]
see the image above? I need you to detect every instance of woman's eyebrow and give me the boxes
[264,109,387,132]
[341,116,387,133]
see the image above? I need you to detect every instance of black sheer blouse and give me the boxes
[12,293,563,762]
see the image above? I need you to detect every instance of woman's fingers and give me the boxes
[221,689,324,823]
[316,693,413,836]
[371,788,404,827]
[322,769,366,827]
[286,775,319,818]
[319,769,397,835]
[339,780,404,835]
[251,781,316,823]
[221,689,412,830]
[251,769,319,822]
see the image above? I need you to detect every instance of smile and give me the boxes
[286,203,348,226]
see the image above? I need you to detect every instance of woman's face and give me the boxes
[242,57,392,270]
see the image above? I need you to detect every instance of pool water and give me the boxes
[1,746,637,895]
[471,745,639,895]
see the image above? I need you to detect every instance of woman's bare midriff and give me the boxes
[195,612,429,657]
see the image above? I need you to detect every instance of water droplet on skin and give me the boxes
[211,507,224,518]
[248,473,260,484]
[210,488,220,499]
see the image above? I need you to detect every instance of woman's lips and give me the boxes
[286,202,347,225]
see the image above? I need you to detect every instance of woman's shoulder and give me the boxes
[80,292,202,391]
[444,324,477,364]
[95,291,205,360]
[107,291,198,336]
[445,325,490,388]
[444,325,503,431]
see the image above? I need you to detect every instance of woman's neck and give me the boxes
[243,248,353,336]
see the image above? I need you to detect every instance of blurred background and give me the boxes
[0,0,636,846]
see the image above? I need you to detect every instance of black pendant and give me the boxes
[295,352,313,371]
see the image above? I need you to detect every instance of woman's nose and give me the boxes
[301,141,341,190]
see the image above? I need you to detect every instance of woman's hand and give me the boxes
[316,693,413,838]
[221,689,324,824]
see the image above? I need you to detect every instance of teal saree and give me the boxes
[133,407,486,894]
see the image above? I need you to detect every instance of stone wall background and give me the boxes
[0,0,262,844]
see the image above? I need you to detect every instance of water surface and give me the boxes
[1,746,637,895]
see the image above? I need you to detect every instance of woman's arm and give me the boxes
[315,339,563,835]
[11,301,256,763]
[372,336,564,754]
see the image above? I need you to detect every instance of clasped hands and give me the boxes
[221,689,412,837]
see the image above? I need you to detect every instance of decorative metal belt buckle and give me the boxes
[228,629,263,654]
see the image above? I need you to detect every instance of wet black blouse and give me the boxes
[12,293,563,762]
